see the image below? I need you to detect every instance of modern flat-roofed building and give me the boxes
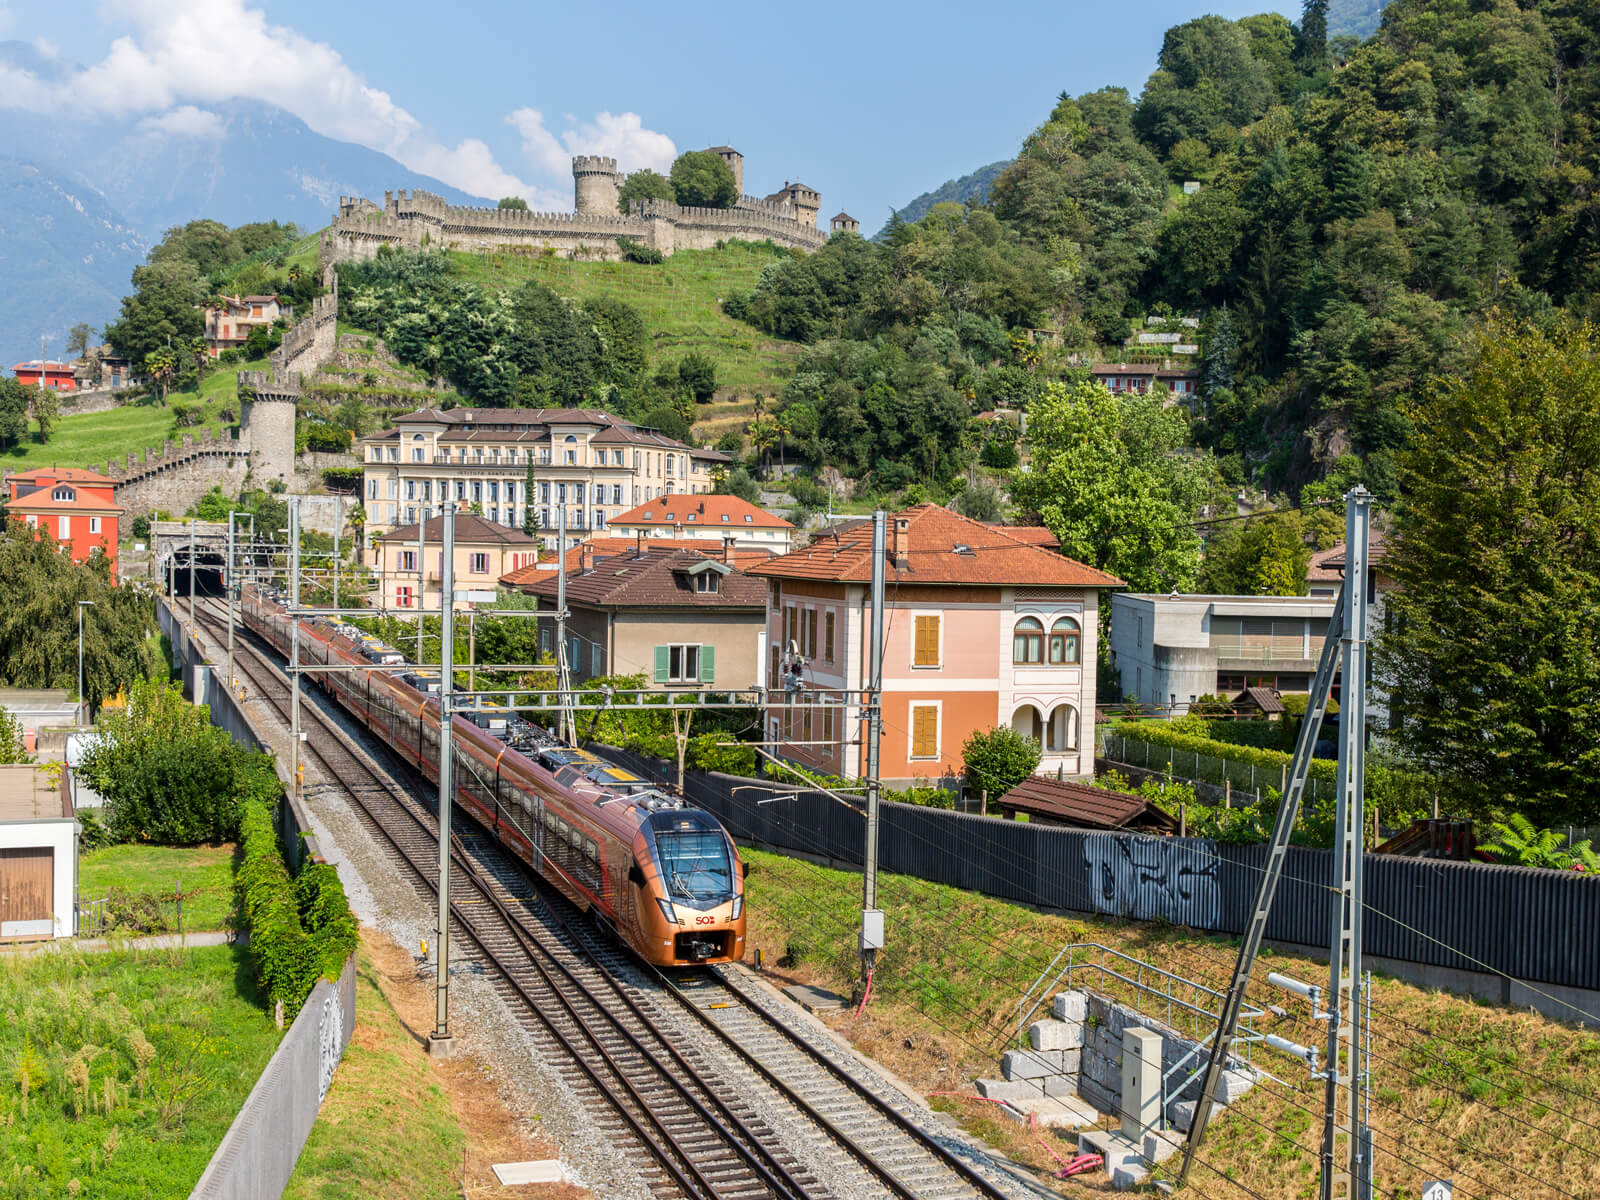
[359,407,729,548]
[1108,592,1337,714]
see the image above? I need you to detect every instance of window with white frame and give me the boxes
[909,703,940,759]
[468,553,489,574]
[90,517,101,534]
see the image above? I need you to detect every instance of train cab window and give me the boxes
[648,813,733,910]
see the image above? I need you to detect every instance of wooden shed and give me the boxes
[0,764,77,942]
[993,776,1180,833]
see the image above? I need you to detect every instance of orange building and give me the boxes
[5,468,123,579]
[11,361,77,391]
[746,504,1124,789]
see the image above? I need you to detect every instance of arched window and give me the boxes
[1046,704,1078,752]
[564,434,578,444]
[1013,617,1044,664]
[1048,617,1081,665]
[1011,705,1043,744]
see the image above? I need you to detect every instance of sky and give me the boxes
[0,0,1300,226]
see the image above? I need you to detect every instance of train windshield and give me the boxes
[648,813,734,909]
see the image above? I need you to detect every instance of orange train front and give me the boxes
[240,585,746,968]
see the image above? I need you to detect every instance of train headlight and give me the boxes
[656,897,682,926]
[730,894,743,920]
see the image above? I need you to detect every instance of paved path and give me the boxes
[1,930,242,957]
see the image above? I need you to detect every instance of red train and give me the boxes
[240,585,747,967]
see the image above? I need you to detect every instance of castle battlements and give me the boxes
[322,144,839,267]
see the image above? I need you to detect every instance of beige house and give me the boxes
[376,513,539,612]
[501,544,766,688]
[360,407,730,544]
[607,494,796,554]
[204,295,285,358]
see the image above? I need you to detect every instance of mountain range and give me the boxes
[0,42,491,365]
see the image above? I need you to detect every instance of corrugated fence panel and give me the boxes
[595,749,1600,993]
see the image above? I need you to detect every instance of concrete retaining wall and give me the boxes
[188,955,356,1200]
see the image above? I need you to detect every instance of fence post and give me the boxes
[1224,778,1231,809]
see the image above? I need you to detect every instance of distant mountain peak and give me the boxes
[875,160,1012,239]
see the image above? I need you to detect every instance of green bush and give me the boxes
[237,798,358,1017]
[1204,719,1285,751]
[687,734,757,776]
[962,726,1042,800]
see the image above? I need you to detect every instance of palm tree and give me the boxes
[747,418,778,477]
[772,412,791,477]
[144,347,178,404]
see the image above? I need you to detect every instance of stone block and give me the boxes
[999,1094,1099,1129]
[976,1078,1038,1101]
[1142,1130,1183,1164]
[1078,1076,1118,1118]
[1029,1018,1082,1051]
[1168,1099,1197,1132]
[1053,989,1088,1026]
[1209,1068,1254,1106]
[1002,1047,1064,1080]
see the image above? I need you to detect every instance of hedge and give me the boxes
[237,798,358,1017]
[1106,720,1431,825]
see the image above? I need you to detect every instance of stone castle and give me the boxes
[322,146,858,264]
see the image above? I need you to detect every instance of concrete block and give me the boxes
[1210,1068,1254,1106]
[1003,1047,1064,1079]
[999,1094,1100,1129]
[1142,1130,1183,1164]
[1080,1129,1149,1186]
[1053,989,1088,1026]
[1030,1018,1082,1051]
[976,1077,1038,1101]
[1168,1099,1197,1132]
[1042,1072,1081,1098]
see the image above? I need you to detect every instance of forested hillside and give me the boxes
[722,0,1600,500]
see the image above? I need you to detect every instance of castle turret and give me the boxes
[706,146,744,195]
[573,156,622,215]
[770,181,821,229]
[829,212,859,235]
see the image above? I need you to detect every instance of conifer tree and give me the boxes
[1296,0,1329,72]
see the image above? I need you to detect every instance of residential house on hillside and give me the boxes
[5,468,122,579]
[375,513,539,612]
[11,361,76,391]
[746,504,1124,788]
[1108,592,1336,714]
[1090,361,1199,401]
[607,494,796,553]
[502,545,766,688]
[360,407,729,543]
[203,295,285,358]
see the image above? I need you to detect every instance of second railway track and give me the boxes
[192,598,1046,1200]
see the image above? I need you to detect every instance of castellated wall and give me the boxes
[272,285,338,379]
[321,185,829,265]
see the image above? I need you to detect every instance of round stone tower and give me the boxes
[238,371,299,485]
[573,156,622,215]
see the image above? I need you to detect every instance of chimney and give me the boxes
[891,516,911,569]
[580,544,592,572]
[635,529,647,559]
[722,536,735,564]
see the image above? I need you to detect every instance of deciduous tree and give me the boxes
[669,151,738,209]
[618,169,675,214]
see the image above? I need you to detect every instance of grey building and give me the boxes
[1108,593,1336,714]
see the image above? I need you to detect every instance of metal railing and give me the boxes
[1101,729,1335,806]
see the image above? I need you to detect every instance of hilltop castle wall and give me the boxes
[321,165,831,265]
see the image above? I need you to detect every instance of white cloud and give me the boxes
[0,0,530,201]
[509,108,676,179]
[0,8,13,36]
[137,105,226,138]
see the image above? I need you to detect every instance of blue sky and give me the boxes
[1,0,1298,225]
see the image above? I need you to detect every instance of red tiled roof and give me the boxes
[500,537,775,585]
[987,523,1059,549]
[746,504,1124,588]
[611,495,792,530]
[378,513,538,546]
[9,467,116,485]
[994,776,1180,832]
[505,547,767,609]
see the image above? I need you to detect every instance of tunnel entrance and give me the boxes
[173,566,226,597]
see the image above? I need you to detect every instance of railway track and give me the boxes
[193,599,1045,1200]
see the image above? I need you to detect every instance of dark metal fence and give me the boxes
[601,746,1600,995]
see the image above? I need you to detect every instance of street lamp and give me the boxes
[77,600,95,723]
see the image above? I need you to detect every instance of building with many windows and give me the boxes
[746,504,1123,788]
[5,468,122,579]
[359,407,729,553]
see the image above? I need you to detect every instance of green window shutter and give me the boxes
[654,645,670,683]
[699,644,716,684]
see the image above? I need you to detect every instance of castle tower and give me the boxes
[772,181,821,229]
[573,156,622,215]
[830,212,860,235]
[237,371,300,485]
[706,146,744,195]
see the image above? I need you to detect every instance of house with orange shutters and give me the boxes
[5,468,123,579]
[745,503,1124,789]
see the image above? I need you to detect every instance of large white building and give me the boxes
[359,407,729,553]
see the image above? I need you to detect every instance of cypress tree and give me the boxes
[1296,0,1329,72]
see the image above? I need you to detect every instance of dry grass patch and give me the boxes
[742,847,1600,1199]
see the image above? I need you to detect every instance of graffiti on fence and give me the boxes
[1083,834,1222,928]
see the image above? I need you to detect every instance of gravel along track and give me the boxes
[196,600,1058,1200]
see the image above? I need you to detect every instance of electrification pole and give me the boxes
[76,600,94,722]
[289,499,302,807]
[1322,486,1372,1200]
[332,496,341,612]
[416,516,427,664]
[430,502,458,1057]
[226,512,243,690]
[187,518,197,629]
[556,503,572,743]
[859,509,886,992]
